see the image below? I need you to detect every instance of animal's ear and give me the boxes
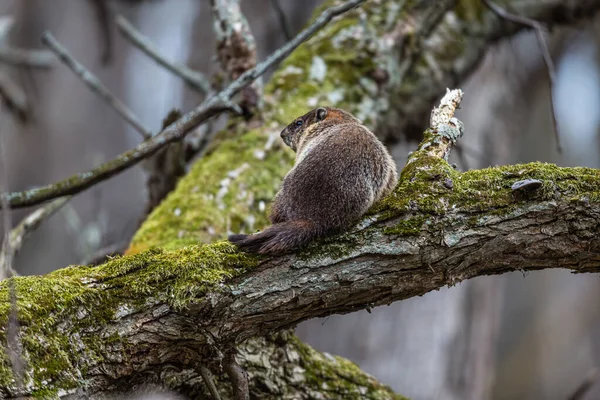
[316,107,327,121]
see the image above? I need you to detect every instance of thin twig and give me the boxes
[224,353,249,400]
[116,15,211,94]
[568,367,600,400]
[200,366,222,400]
[3,0,366,209]
[0,17,53,68]
[41,32,152,140]
[0,71,28,122]
[481,0,562,153]
[270,0,292,41]
[0,16,44,121]
[3,196,71,264]
[0,47,54,69]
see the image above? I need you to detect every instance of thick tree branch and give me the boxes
[2,0,600,398]
[211,0,262,113]
[1,87,599,397]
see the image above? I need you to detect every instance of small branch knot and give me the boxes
[436,117,464,144]
[408,88,465,162]
[430,88,464,130]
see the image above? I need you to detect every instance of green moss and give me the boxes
[129,129,293,252]
[31,388,59,399]
[454,0,487,24]
[384,216,426,236]
[0,242,257,393]
[6,0,599,397]
[381,159,600,219]
[130,1,400,253]
[290,335,408,400]
[296,229,363,262]
[264,0,406,129]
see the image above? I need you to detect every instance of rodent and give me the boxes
[228,106,398,255]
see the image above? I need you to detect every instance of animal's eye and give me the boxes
[295,120,303,127]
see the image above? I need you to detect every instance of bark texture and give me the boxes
[2,0,600,399]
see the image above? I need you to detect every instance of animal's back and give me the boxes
[277,123,392,231]
[228,106,397,255]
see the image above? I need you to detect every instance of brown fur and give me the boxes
[228,107,398,255]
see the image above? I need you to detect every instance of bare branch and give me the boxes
[2,0,366,209]
[224,353,249,400]
[568,367,600,400]
[41,32,153,140]
[199,366,222,400]
[211,0,261,113]
[1,197,70,273]
[0,196,70,267]
[0,71,28,122]
[0,16,50,121]
[415,87,465,161]
[0,47,54,69]
[481,0,562,153]
[116,15,211,94]
[0,18,53,68]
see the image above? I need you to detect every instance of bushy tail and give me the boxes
[228,220,320,255]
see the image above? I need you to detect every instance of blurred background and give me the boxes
[0,1,599,399]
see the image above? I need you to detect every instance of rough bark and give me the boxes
[2,0,600,399]
[1,111,599,399]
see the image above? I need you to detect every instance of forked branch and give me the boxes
[2,0,366,209]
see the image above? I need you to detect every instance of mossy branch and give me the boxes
[2,91,600,398]
[3,0,600,398]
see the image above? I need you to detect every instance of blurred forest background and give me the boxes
[1,0,599,399]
